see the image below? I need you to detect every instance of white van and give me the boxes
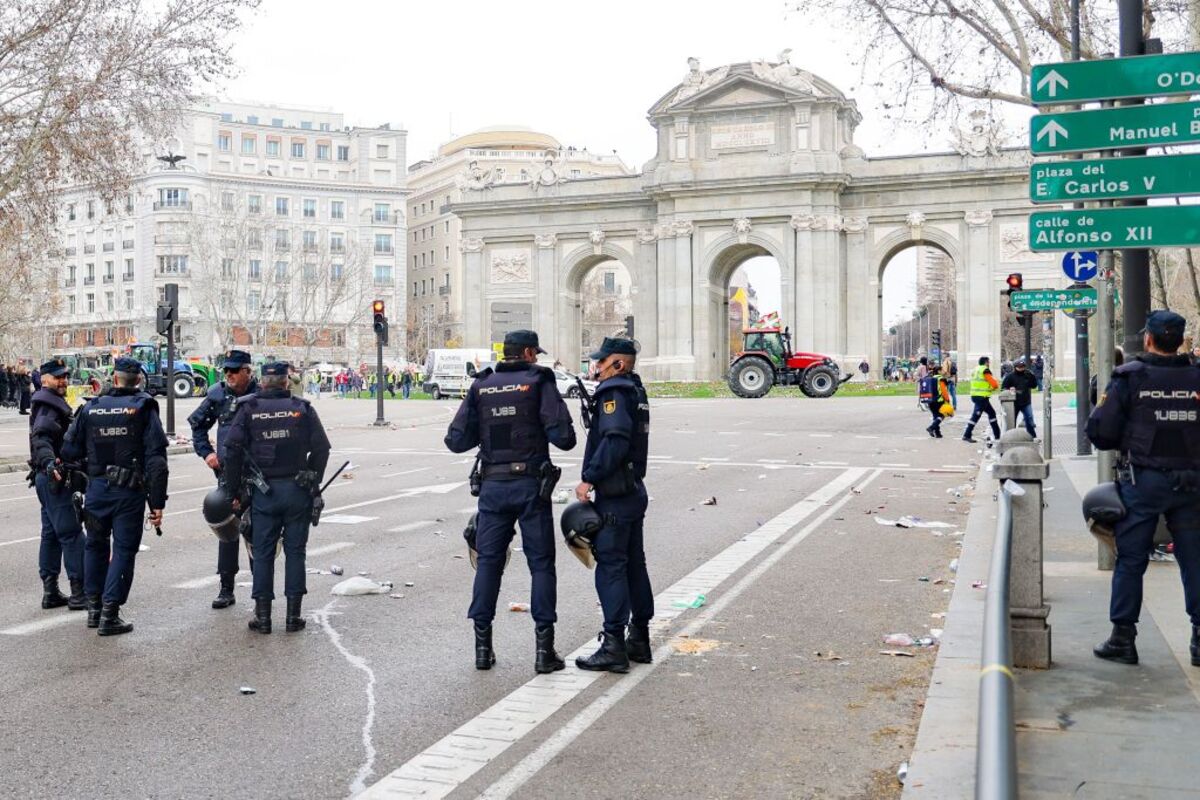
[423,349,495,400]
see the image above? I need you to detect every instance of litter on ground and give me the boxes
[330,576,394,596]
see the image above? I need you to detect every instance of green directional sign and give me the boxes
[1031,101,1200,155]
[1032,52,1200,105]
[1010,288,1097,312]
[1029,204,1200,252]
[1030,152,1200,203]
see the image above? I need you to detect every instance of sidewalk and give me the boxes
[905,454,1200,798]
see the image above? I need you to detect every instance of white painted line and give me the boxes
[381,467,431,478]
[757,459,788,464]
[1,613,81,636]
[355,467,868,799]
[855,435,879,439]
[816,461,849,466]
[646,455,674,460]
[173,570,251,590]
[388,520,437,533]
[0,536,39,548]
[879,462,911,467]
[673,430,697,435]
[325,482,465,515]
[314,600,378,796]
[716,431,737,436]
[699,457,730,462]
[308,541,356,557]
[321,515,378,525]
[809,433,833,438]
[762,432,785,437]
[478,467,885,799]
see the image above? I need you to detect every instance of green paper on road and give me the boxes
[1030,102,1200,155]
[1031,52,1200,105]
[1030,153,1200,204]
[1029,204,1200,252]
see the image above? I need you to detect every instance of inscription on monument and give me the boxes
[710,122,774,149]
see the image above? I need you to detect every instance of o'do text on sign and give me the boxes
[1031,52,1200,104]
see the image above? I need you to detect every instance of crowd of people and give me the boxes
[299,366,421,399]
[0,363,36,413]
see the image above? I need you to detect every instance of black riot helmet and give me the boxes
[560,501,603,568]
[202,486,240,543]
[1082,481,1126,556]
[464,512,509,571]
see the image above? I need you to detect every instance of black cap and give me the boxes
[261,361,289,377]
[113,356,143,374]
[503,330,545,354]
[589,337,637,361]
[222,349,252,369]
[39,358,69,377]
[1142,309,1186,338]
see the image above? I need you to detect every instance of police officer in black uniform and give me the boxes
[575,337,654,673]
[1087,310,1200,667]
[445,330,576,673]
[187,349,259,610]
[62,357,169,636]
[28,358,86,611]
[222,362,331,634]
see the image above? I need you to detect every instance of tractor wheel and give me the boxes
[804,366,839,399]
[172,373,195,399]
[798,382,815,398]
[728,356,774,398]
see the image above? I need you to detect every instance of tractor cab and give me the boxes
[741,328,790,368]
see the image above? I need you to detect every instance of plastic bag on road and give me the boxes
[330,576,394,596]
[884,633,916,646]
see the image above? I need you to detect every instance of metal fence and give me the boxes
[975,480,1024,800]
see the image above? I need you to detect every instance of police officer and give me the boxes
[28,358,86,611]
[962,355,1001,443]
[187,350,258,610]
[222,362,331,634]
[61,357,169,636]
[575,337,654,673]
[445,330,576,673]
[1087,310,1200,667]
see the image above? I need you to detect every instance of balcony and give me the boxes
[153,234,185,245]
[122,272,134,281]
[373,278,393,287]
[102,242,114,252]
[248,240,263,250]
[374,246,394,256]
[153,201,192,211]
[64,247,77,256]
[102,275,114,284]
[373,211,403,225]
[330,245,345,254]
[63,278,75,288]
[122,239,134,249]
[83,245,95,254]
[83,276,95,286]
[438,285,450,296]
[274,242,290,252]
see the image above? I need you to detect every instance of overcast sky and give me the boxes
[223,0,933,324]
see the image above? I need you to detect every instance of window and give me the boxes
[247,115,259,125]
[105,291,114,311]
[337,145,350,161]
[87,200,95,219]
[157,255,188,274]
[445,245,450,261]
[221,191,235,211]
[85,263,95,284]
[374,264,393,284]
[248,259,261,280]
[266,139,281,157]
[218,133,232,151]
[374,203,390,223]
[303,199,316,218]
[86,293,95,312]
[376,144,389,158]
[271,118,283,127]
[248,195,262,214]
[316,144,330,160]
[412,255,418,268]
[67,265,76,284]
[300,121,312,130]
[220,113,233,122]
[104,261,114,282]
[331,263,344,282]
[330,232,344,253]
[290,141,305,158]
[68,296,76,314]
[571,169,581,179]
[158,188,188,207]
[123,259,133,279]
[247,291,260,313]
[303,263,318,282]
[247,228,263,249]
[445,221,450,233]
[494,167,505,182]
[274,261,288,281]
[275,197,289,216]
[274,228,289,249]
[221,258,234,278]
[124,290,134,310]
[303,230,317,250]
[604,271,615,293]
[67,203,76,221]
[241,136,256,155]
[412,282,418,297]
[374,234,392,254]
[330,200,345,220]
[125,195,134,213]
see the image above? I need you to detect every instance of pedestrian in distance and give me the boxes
[1191,345,1200,366]
[17,365,32,415]
[400,369,412,399]
[61,357,169,636]
[1002,356,1039,438]
[858,359,869,380]
[913,357,929,409]
[1087,310,1200,667]
[27,358,86,611]
[1033,353,1045,391]
[221,362,331,634]
[444,329,576,673]
[921,363,952,439]
[575,337,655,673]
[186,350,259,610]
[942,354,958,409]
[962,356,1001,444]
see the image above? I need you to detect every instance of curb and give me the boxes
[0,444,194,475]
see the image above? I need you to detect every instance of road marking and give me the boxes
[809,433,833,438]
[0,536,39,548]
[716,431,737,436]
[646,455,674,460]
[757,459,788,464]
[321,515,378,525]
[1,613,81,636]
[388,520,438,533]
[325,482,465,515]
[762,432,785,437]
[173,542,355,589]
[854,435,879,440]
[816,461,849,466]
[673,430,697,435]
[355,468,868,799]
[478,467,884,799]
[381,467,431,478]
[879,462,911,467]
[699,457,730,462]
[309,541,357,557]
[314,600,378,796]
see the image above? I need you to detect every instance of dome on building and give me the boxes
[438,126,561,158]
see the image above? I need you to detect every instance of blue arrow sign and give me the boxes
[1061,251,1098,282]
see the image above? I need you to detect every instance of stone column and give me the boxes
[810,214,843,356]
[634,227,659,360]
[842,216,870,366]
[963,210,995,364]
[791,213,816,349]
[672,220,696,380]
[533,233,558,353]
[460,237,485,347]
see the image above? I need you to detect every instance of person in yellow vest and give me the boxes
[962,356,1001,443]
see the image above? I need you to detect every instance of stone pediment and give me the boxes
[648,60,847,118]
[700,84,787,108]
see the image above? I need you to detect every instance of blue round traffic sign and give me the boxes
[1062,251,1098,282]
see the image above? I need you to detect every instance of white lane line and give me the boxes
[325,482,465,515]
[0,536,39,548]
[716,431,737,436]
[355,467,868,799]
[321,515,378,525]
[309,541,357,557]
[314,600,378,796]
[816,461,849,466]
[646,455,674,460]
[855,435,879,440]
[388,520,437,533]
[757,459,788,464]
[479,467,885,799]
[809,433,833,438]
[879,462,911,468]
[172,542,356,589]
[699,457,730,462]
[762,432,785,437]
[1,613,81,636]
[381,467,431,478]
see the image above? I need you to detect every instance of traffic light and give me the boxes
[155,303,174,336]
[371,300,388,346]
[1005,273,1023,309]
[624,315,635,339]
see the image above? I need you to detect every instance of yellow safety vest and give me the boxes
[969,365,994,398]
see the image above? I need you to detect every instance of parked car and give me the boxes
[554,368,597,398]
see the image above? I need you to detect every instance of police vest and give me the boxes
[970,365,995,397]
[593,375,651,481]
[243,394,313,478]
[475,365,550,466]
[83,392,152,476]
[1119,361,1200,469]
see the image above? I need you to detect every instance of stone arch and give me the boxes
[557,241,638,369]
[700,231,791,379]
[870,226,966,380]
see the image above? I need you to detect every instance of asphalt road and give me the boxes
[0,394,980,799]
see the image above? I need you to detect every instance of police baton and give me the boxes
[319,460,352,495]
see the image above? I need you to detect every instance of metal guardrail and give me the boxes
[976,479,1024,800]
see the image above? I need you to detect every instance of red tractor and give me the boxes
[727,327,850,399]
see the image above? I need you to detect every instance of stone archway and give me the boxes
[559,241,638,370]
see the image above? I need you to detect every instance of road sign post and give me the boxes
[163,282,178,437]
[1118,0,1151,360]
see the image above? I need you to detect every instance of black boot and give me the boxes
[474,623,495,670]
[212,572,237,610]
[41,575,68,609]
[926,424,937,438]
[576,631,630,673]
[1190,625,1199,668]
[626,624,653,664]
[85,595,102,629]
[1094,623,1138,664]
[248,598,271,634]
[534,625,565,674]
[97,602,132,636]
[285,596,306,632]
[961,426,976,443]
[990,421,1002,440]
[66,579,87,611]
